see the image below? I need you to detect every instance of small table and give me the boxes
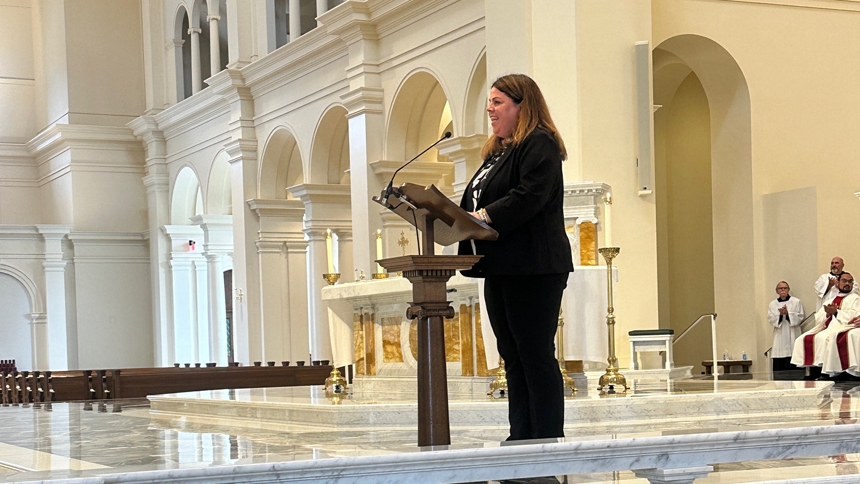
[702,359,753,375]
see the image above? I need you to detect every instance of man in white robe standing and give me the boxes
[792,272,860,379]
[768,281,804,374]
[814,257,858,309]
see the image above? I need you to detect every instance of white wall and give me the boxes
[0,273,33,369]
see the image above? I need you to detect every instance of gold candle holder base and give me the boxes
[324,367,348,396]
[557,309,577,394]
[371,272,389,279]
[487,358,508,398]
[597,246,628,393]
[323,273,341,285]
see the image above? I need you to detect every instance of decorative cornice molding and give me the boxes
[718,0,860,12]
[247,198,306,218]
[286,183,352,204]
[341,87,385,116]
[27,125,143,165]
[152,87,228,139]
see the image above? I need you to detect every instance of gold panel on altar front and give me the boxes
[444,311,461,362]
[409,320,418,362]
[407,310,462,363]
[579,221,597,266]
[475,303,492,376]
[353,312,365,375]
[459,304,474,376]
[382,316,404,363]
[363,311,376,375]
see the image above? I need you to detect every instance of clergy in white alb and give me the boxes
[814,256,859,309]
[768,281,804,373]
[791,272,860,369]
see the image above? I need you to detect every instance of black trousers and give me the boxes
[484,273,568,441]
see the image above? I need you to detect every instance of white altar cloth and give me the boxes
[323,266,616,370]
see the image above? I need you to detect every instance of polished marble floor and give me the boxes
[0,377,858,482]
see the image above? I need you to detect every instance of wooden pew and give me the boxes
[21,364,332,403]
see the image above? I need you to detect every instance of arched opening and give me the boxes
[310,105,350,185]
[175,6,192,101]
[171,166,204,224]
[653,35,753,372]
[195,0,212,82]
[463,52,488,137]
[207,150,233,215]
[386,70,455,163]
[259,127,304,199]
[0,273,33,369]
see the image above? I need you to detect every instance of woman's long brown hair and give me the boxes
[481,74,567,161]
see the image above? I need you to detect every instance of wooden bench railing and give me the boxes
[1,364,332,408]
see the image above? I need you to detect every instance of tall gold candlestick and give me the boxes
[557,308,577,394]
[597,247,627,393]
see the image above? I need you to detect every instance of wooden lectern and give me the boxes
[374,183,498,447]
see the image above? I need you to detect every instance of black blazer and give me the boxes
[458,129,574,277]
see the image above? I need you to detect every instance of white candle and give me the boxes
[376,229,384,273]
[604,193,613,247]
[325,229,335,273]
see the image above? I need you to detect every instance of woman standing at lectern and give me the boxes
[459,74,573,441]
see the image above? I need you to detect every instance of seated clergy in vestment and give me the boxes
[791,272,860,372]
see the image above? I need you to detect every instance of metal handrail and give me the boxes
[673,313,718,345]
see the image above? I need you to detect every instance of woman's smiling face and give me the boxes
[487,87,520,139]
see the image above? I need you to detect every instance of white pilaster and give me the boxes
[288,184,351,361]
[169,258,196,365]
[28,313,48,371]
[247,199,306,362]
[209,69,259,365]
[37,226,70,371]
[286,240,310,360]
[188,27,203,94]
[208,15,221,75]
[130,115,172,367]
[190,214,233,366]
[303,228,329,360]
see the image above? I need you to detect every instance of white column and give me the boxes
[206,252,227,365]
[208,15,221,75]
[304,229,329,360]
[192,258,207,363]
[289,0,301,42]
[316,0,328,26]
[188,27,202,93]
[28,313,48,370]
[169,259,196,365]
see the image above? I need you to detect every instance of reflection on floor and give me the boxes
[0,376,858,482]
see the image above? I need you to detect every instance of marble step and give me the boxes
[149,379,830,431]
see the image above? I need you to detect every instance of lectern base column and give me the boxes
[416,313,451,447]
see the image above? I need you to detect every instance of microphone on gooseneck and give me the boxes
[374,131,452,207]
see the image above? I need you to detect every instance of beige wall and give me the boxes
[574,1,657,366]
[0,0,37,143]
[653,0,860,365]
